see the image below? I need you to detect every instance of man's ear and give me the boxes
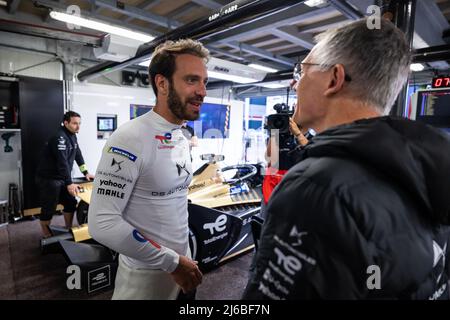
[155,74,168,96]
[324,64,346,96]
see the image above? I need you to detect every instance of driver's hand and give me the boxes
[170,255,203,293]
[85,173,95,181]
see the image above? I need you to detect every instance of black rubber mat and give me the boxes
[0,215,253,299]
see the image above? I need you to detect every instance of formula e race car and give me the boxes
[41,154,264,289]
[185,154,263,270]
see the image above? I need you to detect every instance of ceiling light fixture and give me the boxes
[49,11,154,42]
[255,80,291,89]
[248,63,279,73]
[207,57,266,84]
[304,0,328,8]
[138,59,151,67]
[207,71,260,84]
[410,63,424,72]
[261,83,288,89]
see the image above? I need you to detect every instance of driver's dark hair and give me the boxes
[63,111,81,123]
[149,39,209,96]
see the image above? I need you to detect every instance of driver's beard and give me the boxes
[167,81,200,121]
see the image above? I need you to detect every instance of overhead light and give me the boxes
[49,11,154,42]
[138,59,151,67]
[255,80,291,89]
[207,57,266,84]
[261,83,288,89]
[248,64,279,73]
[304,0,328,7]
[0,1,7,6]
[208,71,260,84]
[410,63,424,72]
[94,34,144,62]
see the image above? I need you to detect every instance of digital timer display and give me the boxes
[432,76,450,88]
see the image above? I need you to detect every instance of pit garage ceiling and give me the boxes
[1,0,450,96]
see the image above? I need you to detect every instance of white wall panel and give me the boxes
[0,48,62,80]
[0,130,22,205]
[71,82,155,176]
[70,82,245,177]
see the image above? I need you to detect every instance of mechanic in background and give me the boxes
[89,39,209,300]
[35,111,94,238]
[244,18,450,299]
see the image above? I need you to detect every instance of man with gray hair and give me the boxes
[243,18,450,299]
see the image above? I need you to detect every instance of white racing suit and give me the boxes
[88,109,193,299]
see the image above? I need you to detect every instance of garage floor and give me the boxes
[0,216,253,300]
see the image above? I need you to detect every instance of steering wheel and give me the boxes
[221,164,257,185]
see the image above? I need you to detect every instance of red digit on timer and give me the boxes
[435,78,442,87]
[445,78,450,86]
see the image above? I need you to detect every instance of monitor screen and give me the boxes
[417,90,450,117]
[187,102,229,139]
[416,90,450,130]
[97,117,116,131]
[128,103,229,138]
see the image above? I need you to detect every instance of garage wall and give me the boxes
[0,47,62,80]
[70,82,155,176]
[0,46,127,86]
[0,43,247,173]
[71,82,244,176]
[0,131,22,205]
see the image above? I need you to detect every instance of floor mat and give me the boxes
[0,216,252,300]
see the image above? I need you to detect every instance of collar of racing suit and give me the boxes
[148,109,183,132]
